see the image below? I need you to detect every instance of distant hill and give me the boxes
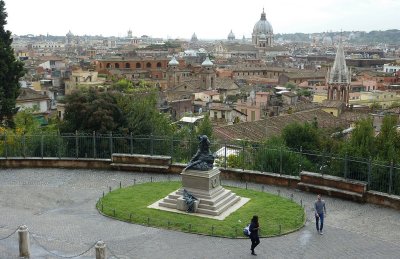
[276,30,400,45]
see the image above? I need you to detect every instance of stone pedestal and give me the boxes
[159,167,241,216]
[181,167,221,191]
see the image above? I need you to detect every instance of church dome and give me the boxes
[228,30,235,40]
[201,56,213,67]
[253,9,273,35]
[168,56,179,66]
[322,35,333,46]
[191,33,198,42]
[259,33,266,39]
[66,30,74,37]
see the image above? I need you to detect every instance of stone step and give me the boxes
[158,201,177,209]
[162,197,178,204]
[198,189,234,206]
[297,182,365,202]
[198,193,238,211]
[197,196,241,216]
[175,187,226,201]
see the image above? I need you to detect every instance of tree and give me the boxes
[115,89,174,136]
[282,122,320,152]
[13,108,41,134]
[375,115,400,163]
[0,1,24,127]
[345,118,375,159]
[61,89,126,134]
[196,114,213,140]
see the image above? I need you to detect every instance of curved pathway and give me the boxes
[0,168,399,258]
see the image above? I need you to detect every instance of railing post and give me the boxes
[389,161,393,194]
[22,134,26,158]
[368,157,372,189]
[299,146,303,173]
[242,140,245,171]
[58,133,61,159]
[95,240,106,259]
[279,147,283,175]
[109,132,113,158]
[170,136,174,163]
[93,131,96,158]
[224,142,227,169]
[130,132,133,154]
[344,152,348,179]
[41,134,44,158]
[75,130,79,159]
[18,225,30,257]
[150,134,154,156]
[4,133,8,158]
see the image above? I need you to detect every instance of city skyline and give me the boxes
[4,0,400,39]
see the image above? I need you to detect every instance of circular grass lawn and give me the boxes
[96,181,305,238]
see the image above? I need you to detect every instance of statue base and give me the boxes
[158,168,242,216]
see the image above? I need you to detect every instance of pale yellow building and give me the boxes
[314,90,400,109]
[349,91,400,109]
[64,70,105,95]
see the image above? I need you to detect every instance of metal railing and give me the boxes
[0,132,399,196]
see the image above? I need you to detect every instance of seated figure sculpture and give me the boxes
[184,135,215,171]
[182,189,198,212]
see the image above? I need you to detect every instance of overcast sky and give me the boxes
[3,0,400,39]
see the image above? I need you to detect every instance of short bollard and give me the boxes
[95,240,106,259]
[18,225,30,257]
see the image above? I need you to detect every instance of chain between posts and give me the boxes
[30,233,97,258]
[0,227,19,240]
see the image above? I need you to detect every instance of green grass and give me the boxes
[96,181,305,238]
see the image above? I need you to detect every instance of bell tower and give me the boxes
[326,39,351,105]
[200,56,216,90]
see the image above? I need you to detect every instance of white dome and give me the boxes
[168,56,179,66]
[253,10,273,35]
[228,30,235,40]
[323,36,333,46]
[201,56,213,67]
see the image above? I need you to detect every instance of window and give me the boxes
[221,111,225,119]
[251,111,255,121]
[214,112,217,119]
[146,62,151,68]
[125,63,130,68]
[115,63,120,68]
[136,63,141,68]
[157,62,162,68]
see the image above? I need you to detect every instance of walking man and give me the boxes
[314,194,326,235]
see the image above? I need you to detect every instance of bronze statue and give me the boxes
[183,189,197,212]
[185,135,215,171]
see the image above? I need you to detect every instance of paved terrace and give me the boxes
[0,168,399,259]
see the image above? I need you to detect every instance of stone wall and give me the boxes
[365,191,400,211]
[0,158,112,170]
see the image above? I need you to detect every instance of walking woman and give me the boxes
[249,215,260,256]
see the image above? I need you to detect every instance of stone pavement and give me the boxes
[0,168,399,259]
